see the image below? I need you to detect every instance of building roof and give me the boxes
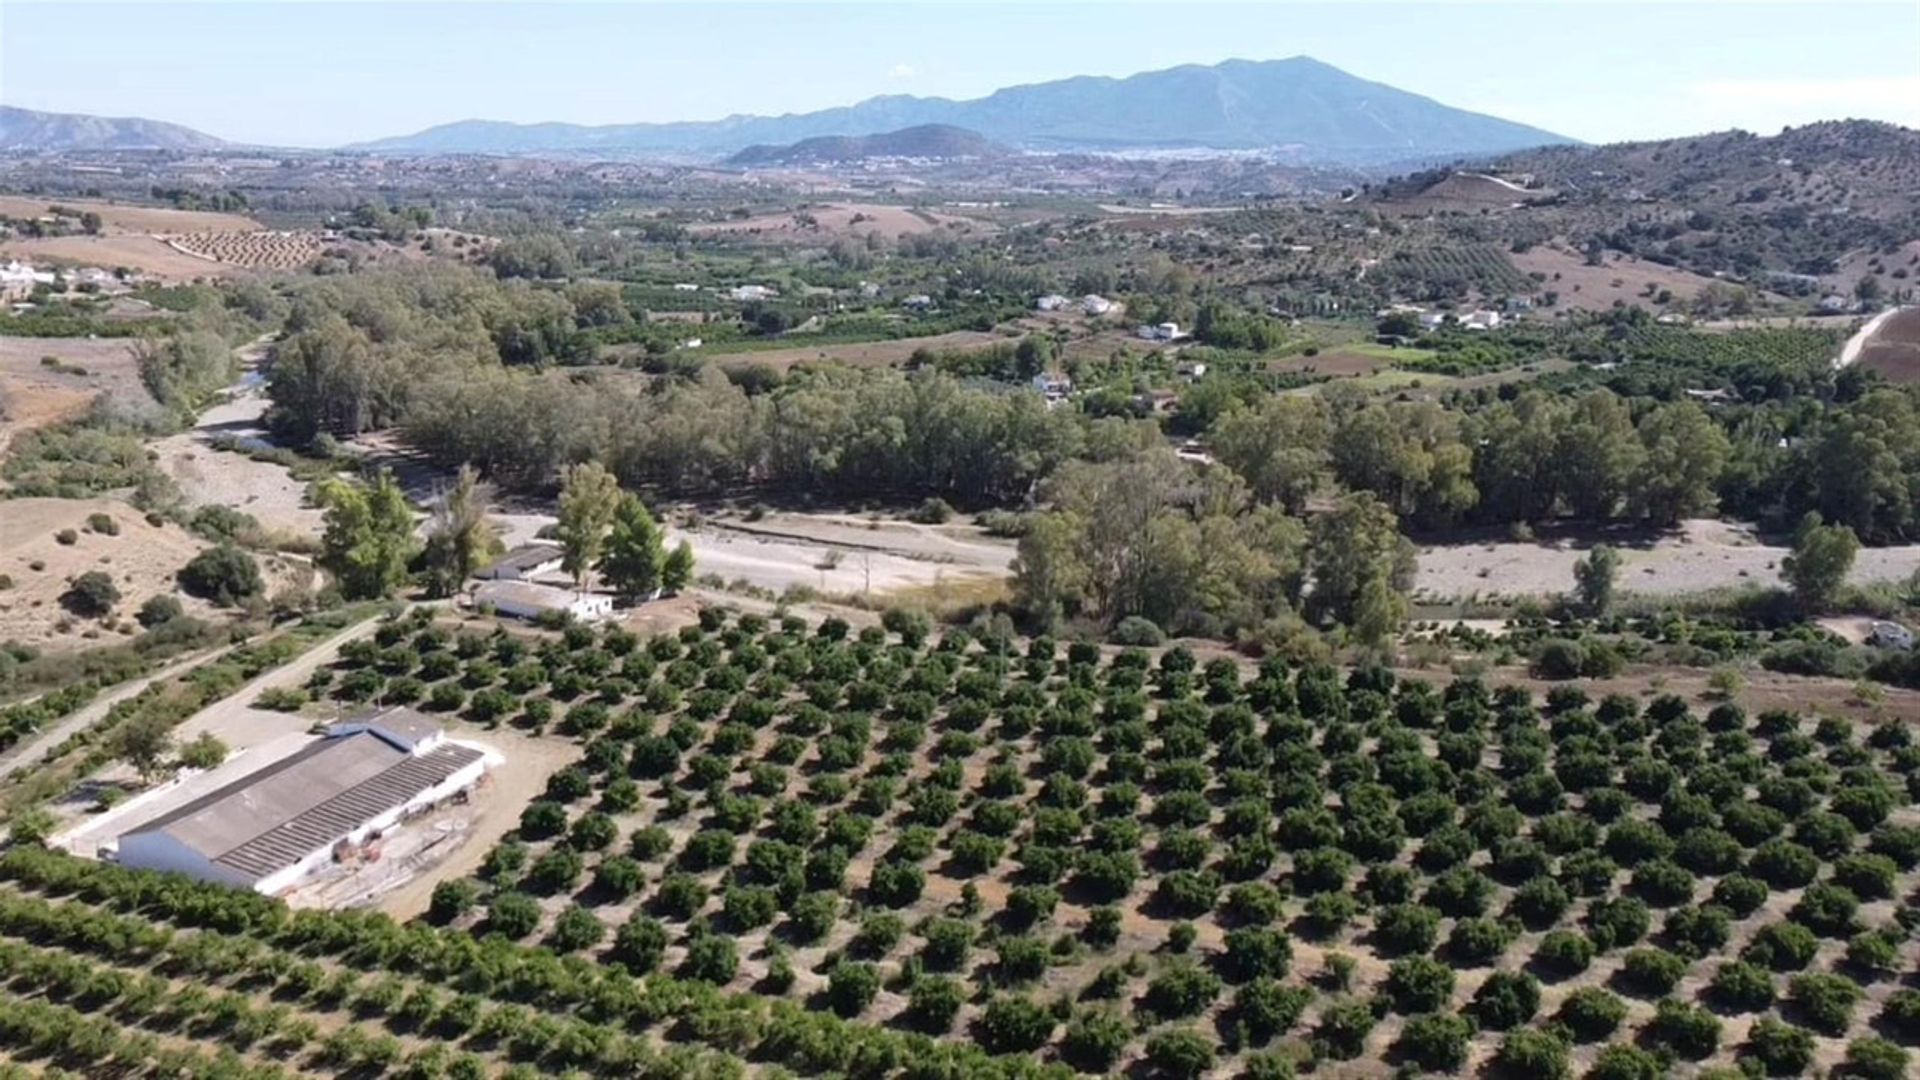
[474,579,595,612]
[122,728,481,883]
[479,543,564,576]
[328,705,443,751]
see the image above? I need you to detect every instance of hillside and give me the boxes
[0,105,227,152]
[1378,121,1920,288]
[352,57,1577,164]
[728,124,1004,166]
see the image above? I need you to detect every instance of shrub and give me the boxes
[1384,955,1455,1014]
[1110,616,1165,647]
[1397,1012,1473,1072]
[1708,960,1775,1012]
[177,544,264,606]
[486,892,540,939]
[1586,1043,1664,1080]
[1142,1028,1214,1079]
[679,934,738,984]
[906,975,964,1033]
[86,512,118,535]
[1558,986,1627,1042]
[1534,930,1594,977]
[136,593,184,627]
[1841,1037,1910,1080]
[1313,997,1376,1060]
[1619,947,1688,997]
[1787,971,1863,1034]
[1493,1028,1570,1079]
[1232,978,1311,1045]
[60,570,119,616]
[825,961,880,1017]
[1061,1009,1131,1072]
[910,497,955,524]
[1143,963,1220,1019]
[1472,970,1540,1030]
[1646,998,1721,1060]
[54,528,77,545]
[978,995,1054,1053]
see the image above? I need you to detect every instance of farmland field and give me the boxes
[12,606,1915,1078]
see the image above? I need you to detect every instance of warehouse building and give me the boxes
[113,708,490,894]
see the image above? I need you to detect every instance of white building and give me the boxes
[475,543,565,582]
[1034,294,1070,312]
[1080,295,1115,316]
[1461,310,1503,331]
[113,709,491,895]
[475,580,614,622]
[672,283,701,292]
[1418,312,1448,330]
[1031,372,1073,401]
[0,260,55,301]
[728,284,779,302]
[1138,322,1182,342]
[1175,360,1209,382]
[901,294,934,311]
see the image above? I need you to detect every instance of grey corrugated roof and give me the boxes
[122,732,483,883]
[479,544,564,576]
[474,580,579,611]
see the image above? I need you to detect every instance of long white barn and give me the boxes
[114,708,489,894]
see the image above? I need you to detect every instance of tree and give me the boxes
[1572,544,1621,616]
[1308,492,1415,646]
[317,472,417,599]
[114,713,174,783]
[1212,396,1330,513]
[1397,1013,1473,1072]
[1634,401,1730,526]
[600,494,665,601]
[177,545,264,607]
[661,540,694,594]
[136,594,185,628]
[61,571,120,617]
[1782,512,1859,613]
[556,462,620,593]
[421,464,499,597]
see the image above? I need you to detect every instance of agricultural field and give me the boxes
[1852,307,1920,384]
[15,605,1899,1078]
[167,231,325,272]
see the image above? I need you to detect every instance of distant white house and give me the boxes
[1138,322,1182,342]
[1175,360,1209,382]
[476,544,565,582]
[901,294,934,311]
[1869,622,1915,650]
[1656,312,1691,326]
[681,337,704,349]
[672,283,701,292]
[474,581,613,622]
[1461,310,1503,331]
[1034,294,1070,312]
[1418,312,1448,330]
[1031,372,1073,402]
[1080,295,1115,316]
[728,284,779,302]
[1818,294,1854,314]
[0,260,55,301]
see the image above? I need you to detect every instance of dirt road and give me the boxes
[0,646,228,783]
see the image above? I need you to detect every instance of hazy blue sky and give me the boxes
[4,1,1917,148]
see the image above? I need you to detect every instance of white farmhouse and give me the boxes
[113,709,492,895]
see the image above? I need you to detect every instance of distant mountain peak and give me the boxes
[0,105,226,152]
[351,57,1578,165]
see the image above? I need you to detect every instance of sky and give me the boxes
[3,1,1917,148]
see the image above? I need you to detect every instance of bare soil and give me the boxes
[1510,244,1727,313]
[0,496,300,650]
[0,195,262,236]
[1416,518,1920,601]
[148,380,325,537]
[1854,305,1920,383]
[0,336,148,451]
[0,235,248,282]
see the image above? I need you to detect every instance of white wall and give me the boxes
[116,831,251,889]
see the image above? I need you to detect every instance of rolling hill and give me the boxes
[351,57,1577,164]
[727,124,1004,166]
[0,106,227,152]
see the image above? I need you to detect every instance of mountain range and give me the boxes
[3,58,1577,165]
[0,105,227,152]
[352,58,1575,163]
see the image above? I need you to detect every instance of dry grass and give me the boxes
[1509,245,1728,313]
[0,195,261,236]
